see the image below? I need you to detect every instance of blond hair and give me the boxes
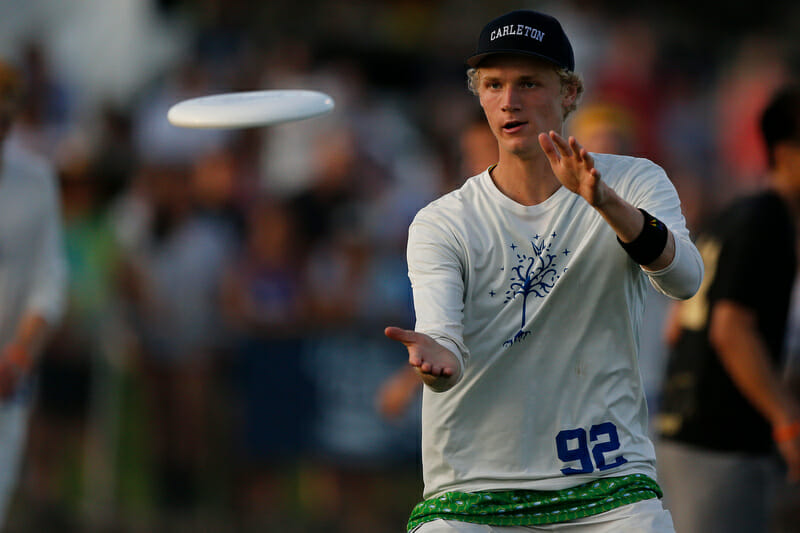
[466,65,584,119]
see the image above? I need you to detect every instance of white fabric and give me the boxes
[0,144,67,342]
[0,400,31,524]
[407,154,702,499]
[0,143,67,526]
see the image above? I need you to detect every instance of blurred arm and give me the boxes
[710,300,800,429]
[710,299,800,480]
[0,312,55,399]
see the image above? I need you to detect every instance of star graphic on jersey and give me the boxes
[510,243,517,251]
[489,290,496,297]
[563,248,571,256]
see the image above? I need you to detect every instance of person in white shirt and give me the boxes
[0,58,67,526]
[384,10,702,532]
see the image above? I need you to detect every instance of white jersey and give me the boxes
[407,153,702,499]
[0,143,67,525]
[0,144,67,345]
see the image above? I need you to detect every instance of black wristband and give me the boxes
[617,208,668,265]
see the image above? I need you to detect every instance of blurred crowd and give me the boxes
[1,0,799,532]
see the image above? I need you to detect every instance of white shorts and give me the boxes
[412,499,674,533]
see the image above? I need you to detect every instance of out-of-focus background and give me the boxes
[0,0,799,532]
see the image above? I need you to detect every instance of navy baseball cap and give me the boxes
[466,10,575,71]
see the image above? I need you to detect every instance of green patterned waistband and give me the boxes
[408,474,662,531]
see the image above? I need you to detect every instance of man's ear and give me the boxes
[561,83,578,108]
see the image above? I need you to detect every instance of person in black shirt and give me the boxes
[657,84,800,532]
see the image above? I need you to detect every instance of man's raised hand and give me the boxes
[538,131,608,207]
[384,327,462,392]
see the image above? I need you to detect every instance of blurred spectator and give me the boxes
[656,84,800,533]
[9,40,73,160]
[652,47,717,189]
[453,112,498,190]
[294,111,421,531]
[257,40,341,197]
[568,102,638,154]
[88,103,138,205]
[190,147,246,239]
[22,134,124,530]
[589,15,663,159]
[218,196,314,530]
[301,229,419,531]
[774,276,800,531]
[288,128,363,257]
[117,160,236,517]
[713,36,791,199]
[0,58,68,528]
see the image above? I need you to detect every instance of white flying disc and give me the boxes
[167,89,335,129]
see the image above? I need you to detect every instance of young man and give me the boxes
[385,10,703,532]
[657,85,800,532]
[0,58,67,525]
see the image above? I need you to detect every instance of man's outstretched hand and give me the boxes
[384,327,462,392]
[538,131,608,207]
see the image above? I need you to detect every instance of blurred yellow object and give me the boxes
[569,103,637,155]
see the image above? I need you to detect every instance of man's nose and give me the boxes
[500,87,521,112]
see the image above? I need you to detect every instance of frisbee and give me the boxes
[167,89,335,129]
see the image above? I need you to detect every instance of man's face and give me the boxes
[476,55,574,160]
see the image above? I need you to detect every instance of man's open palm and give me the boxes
[384,327,461,392]
[539,131,608,207]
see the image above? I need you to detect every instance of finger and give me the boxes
[580,148,594,168]
[425,363,455,377]
[569,137,583,162]
[434,365,449,377]
[538,133,560,164]
[419,362,450,377]
[549,131,572,156]
[385,326,416,345]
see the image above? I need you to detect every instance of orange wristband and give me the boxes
[773,421,800,443]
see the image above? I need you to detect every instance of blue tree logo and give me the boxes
[502,234,566,347]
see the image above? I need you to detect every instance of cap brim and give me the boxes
[466,50,568,70]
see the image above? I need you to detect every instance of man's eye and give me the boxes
[522,81,538,89]
[487,82,502,89]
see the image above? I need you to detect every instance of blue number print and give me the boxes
[556,422,627,475]
[555,428,593,475]
[590,422,628,471]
